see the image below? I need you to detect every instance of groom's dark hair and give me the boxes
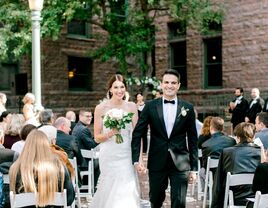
[163,69,180,82]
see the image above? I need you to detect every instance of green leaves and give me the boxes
[0,0,223,72]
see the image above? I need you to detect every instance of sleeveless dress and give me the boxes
[90,123,141,208]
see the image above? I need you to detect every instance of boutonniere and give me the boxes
[178,106,189,118]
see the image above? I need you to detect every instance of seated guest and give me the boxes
[65,111,76,134]
[54,117,84,167]
[0,111,11,134]
[255,112,268,148]
[3,113,25,149]
[246,153,268,208]
[0,128,19,208]
[202,117,236,169]
[11,124,36,154]
[9,130,75,206]
[198,116,213,149]
[212,122,261,208]
[72,110,98,150]
[38,122,75,180]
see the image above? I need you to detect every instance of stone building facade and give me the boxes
[2,1,268,119]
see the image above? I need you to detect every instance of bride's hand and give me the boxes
[134,162,147,175]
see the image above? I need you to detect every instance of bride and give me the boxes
[90,74,141,208]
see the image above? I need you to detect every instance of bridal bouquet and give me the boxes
[103,108,134,144]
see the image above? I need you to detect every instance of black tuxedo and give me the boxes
[132,98,198,208]
[246,98,264,124]
[229,97,248,129]
[262,98,268,112]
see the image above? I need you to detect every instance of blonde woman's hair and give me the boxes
[5,114,25,136]
[9,130,65,206]
[22,93,35,104]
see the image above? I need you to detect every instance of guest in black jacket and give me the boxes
[72,110,98,150]
[212,122,261,208]
[201,117,236,169]
[229,87,248,129]
[54,117,84,166]
[245,88,264,124]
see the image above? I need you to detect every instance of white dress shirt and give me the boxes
[163,97,177,138]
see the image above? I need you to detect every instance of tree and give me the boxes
[0,0,223,81]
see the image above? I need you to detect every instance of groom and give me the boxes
[132,69,198,208]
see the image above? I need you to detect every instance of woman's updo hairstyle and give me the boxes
[107,74,127,99]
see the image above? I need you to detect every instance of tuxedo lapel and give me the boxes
[156,98,168,137]
[170,100,183,136]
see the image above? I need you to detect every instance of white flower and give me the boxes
[106,108,124,120]
[179,106,189,117]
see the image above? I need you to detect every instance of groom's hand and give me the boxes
[188,171,197,184]
[134,162,147,175]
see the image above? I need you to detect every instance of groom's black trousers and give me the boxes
[149,154,189,208]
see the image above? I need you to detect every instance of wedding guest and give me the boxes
[72,110,97,150]
[262,97,268,112]
[254,112,268,148]
[0,93,7,116]
[9,130,75,206]
[0,127,19,208]
[229,87,248,129]
[22,92,39,126]
[212,122,261,208]
[65,111,76,134]
[54,117,84,167]
[136,92,147,153]
[3,114,25,149]
[11,124,36,154]
[38,109,57,143]
[201,117,236,169]
[154,90,162,99]
[0,111,11,134]
[245,88,264,124]
[197,116,213,149]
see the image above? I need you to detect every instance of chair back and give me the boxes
[223,172,254,208]
[253,191,268,208]
[68,157,81,208]
[9,189,67,208]
[80,149,98,197]
[202,157,219,208]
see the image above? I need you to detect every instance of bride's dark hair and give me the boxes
[107,74,127,99]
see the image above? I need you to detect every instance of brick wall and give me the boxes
[9,1,268,115]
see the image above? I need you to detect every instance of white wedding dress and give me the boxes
[90,123,141,208]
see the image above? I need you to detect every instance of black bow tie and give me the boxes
[164,99,175,104]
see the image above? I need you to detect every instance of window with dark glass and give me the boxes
[110,0,126,20]
[67,20,91,38]
[68,56,92,91]
[168,21,186,39]
[170,41,187,88]
[204,37,222,88]
[0,63,18,91]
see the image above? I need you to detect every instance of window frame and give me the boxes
[203,36,222,89]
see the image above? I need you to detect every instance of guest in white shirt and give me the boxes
[11,124,36,154]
